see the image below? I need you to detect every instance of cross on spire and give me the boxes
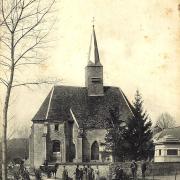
[92,17,95,27]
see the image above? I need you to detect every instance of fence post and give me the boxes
[175,169,177,180]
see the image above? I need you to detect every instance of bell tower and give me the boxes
[85,25,104,96]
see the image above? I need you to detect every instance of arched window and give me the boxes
[91,141,99,160]
[52,140,60,152]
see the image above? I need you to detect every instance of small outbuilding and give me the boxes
[154,127,180,162]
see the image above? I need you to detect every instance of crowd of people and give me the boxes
[62,165,100,180]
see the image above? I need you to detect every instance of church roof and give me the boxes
[32,86,134,129]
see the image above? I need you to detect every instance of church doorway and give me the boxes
[52,140,61,161]
[91,141,99,160]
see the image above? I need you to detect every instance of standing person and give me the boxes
[19,161,25,175]
[90,166,94,180]
[94,165,99,180]
[87,165,91,180]
[79,168,84,180]
[83,165,87,180]
[117,165,123,180]
[76,165,80,180]
[130,160,137,179]
[114,166,119,180]
[62,166,68,180]
[87,166,94,180]
[141,160,147,180]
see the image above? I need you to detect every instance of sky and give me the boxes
[1,0,180,136]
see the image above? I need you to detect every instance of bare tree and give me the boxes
[155,112,176,132]
[0,0,56,179]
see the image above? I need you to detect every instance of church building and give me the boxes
[29,25,133,168]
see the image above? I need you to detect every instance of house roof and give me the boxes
[32,86,133,129]
[154,126,180,142]
[155,135,180,145]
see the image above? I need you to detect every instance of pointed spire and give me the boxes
[88,21,102,66]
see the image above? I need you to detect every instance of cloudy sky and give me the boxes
[1,0,180,135]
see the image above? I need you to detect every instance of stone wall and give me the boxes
[73,120,82,162]
[41,162,180,179]
[32,123,45,168]
[48,122,66,162]
[83,129,107,162]
[149,162,180,176]
[56,163,110,179]
[110,162,180,177]
[85,65,104,96]
[29,126,34,166]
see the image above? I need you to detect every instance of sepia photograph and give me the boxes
[0,0,180,179]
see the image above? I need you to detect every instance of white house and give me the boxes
[154,127,180,162]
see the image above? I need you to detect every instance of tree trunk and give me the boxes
[1,32,15,180]
[2,88,10,180]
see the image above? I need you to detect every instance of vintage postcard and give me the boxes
[0,0,180,179]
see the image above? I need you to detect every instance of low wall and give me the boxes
[55,163,110,179]
[149,162,180,176]
[43,162,180,179]
[110,162,180,177]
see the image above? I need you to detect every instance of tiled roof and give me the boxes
[154,126,180,141]
[32,86,133,129]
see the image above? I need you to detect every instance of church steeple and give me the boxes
[88,25,102,66]
[85,24,104,96]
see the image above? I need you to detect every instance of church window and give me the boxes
[52,140,60,152]
[91,141,99,160]
[91,77,101,83]
[159,149,161,156]
[54,124,59,131]
[167,149,178,156]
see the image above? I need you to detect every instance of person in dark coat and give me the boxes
[79,168,84,180]
[62,166,68,180]
[76,165,81,180]
[114,165,123,180]
[117,165,123,180]
[141,160,147,179]
[130,160,137,179]
[87,166,94,180]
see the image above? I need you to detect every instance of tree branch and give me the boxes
[12,80,57,88]
[14,0,55,47]
[1,0,13,32]
[14,27,52,65]
[0,39,11,50]
[12,0,25,32]
[0,0,22,27]
[0,78,9,87]
[0,61,11,68]
[0,55,11,61]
